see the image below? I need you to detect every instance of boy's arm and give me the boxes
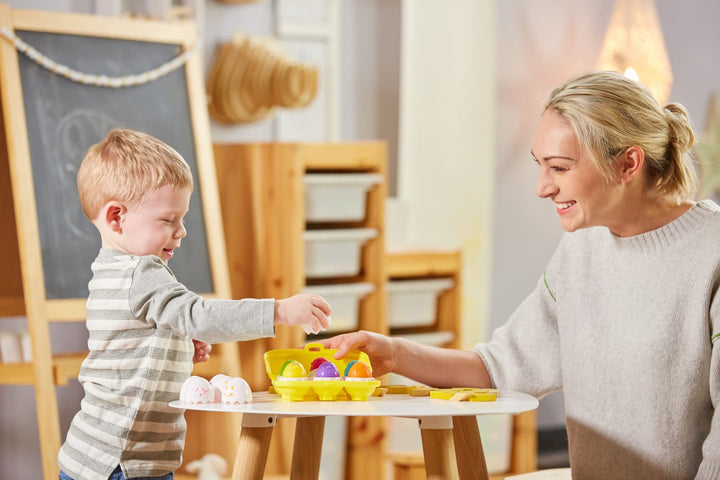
[129,256,275,343]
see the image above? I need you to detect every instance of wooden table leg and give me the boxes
[418,416,459,480]
[232,413,277,480]
[290,416,325,480]
[452,415,489,480]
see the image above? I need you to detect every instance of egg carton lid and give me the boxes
[264,343,372,381]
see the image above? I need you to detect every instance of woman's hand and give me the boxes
[192,339,211,364]
[318,330,396,377]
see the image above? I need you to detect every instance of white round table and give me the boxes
[172,390,538,480]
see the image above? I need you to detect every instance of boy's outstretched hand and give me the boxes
[274,294,332,334]
[192,339,211,364]
[318,330,396,377]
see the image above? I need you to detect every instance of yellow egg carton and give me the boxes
[264,343,380,401]
[429,387,499,402]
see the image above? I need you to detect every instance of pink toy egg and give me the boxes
[314,361,340,379]
[210,374,231,403]
[279,360,307,378]
[310,357,328,371]
[346,361,373,378]
[180,376,213,404]
[222,377,253,404]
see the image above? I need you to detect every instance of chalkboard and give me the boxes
[16,31,213,299]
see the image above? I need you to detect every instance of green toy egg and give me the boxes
[279,360,307,378]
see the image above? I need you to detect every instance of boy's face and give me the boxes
[116,185,192,263]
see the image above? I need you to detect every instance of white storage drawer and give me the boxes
[302,228,377,278]
[303,173,383,222]
[302,282,374,333]
[386,278,454,328]
[0,331,22,363]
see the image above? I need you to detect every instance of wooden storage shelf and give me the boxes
[213,142,388,480]
[212,144,528,479]
[388,409,537,479]
[385,250,537,478]
[386,249,462,349]
[387,249,462,278]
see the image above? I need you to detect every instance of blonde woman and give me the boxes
[322,71,719,480]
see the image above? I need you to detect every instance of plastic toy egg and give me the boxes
[210,373,231,387]
[310,357,328,371]
[210,374,231,402]
[345,360,373,379]
[314,361,340,379]
[279,360,307,379]
[222,377,253,404]
[180,376,213,404]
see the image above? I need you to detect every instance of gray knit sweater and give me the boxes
[58,250,275,480]
[475,199,720,480]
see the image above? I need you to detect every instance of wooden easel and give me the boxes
[0,5,240,478]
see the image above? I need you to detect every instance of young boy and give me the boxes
[57,129,331,480]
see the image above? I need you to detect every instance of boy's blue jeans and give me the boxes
[59,465,174,480]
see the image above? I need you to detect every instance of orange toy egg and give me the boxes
[346,361,373,378]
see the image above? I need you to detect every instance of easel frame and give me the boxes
[0,5,237,478]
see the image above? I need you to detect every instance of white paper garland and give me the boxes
[0,27,194,88]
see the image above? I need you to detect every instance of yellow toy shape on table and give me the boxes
[429,388,499,402]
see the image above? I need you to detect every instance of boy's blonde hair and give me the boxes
[77,128,193,220]
[545,71,698,202]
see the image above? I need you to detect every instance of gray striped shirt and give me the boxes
[58,249,274,479]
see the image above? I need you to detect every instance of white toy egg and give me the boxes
[222,377,253,404]
[180,376,213,404]
[210,374,231,403]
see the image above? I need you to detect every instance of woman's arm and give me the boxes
[319,330,491,388]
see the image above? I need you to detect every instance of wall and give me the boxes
[392,0,496,347]
[492,0,720,431]
[340,0,401,195]
[203,1,275,142]
[3,0,720,477]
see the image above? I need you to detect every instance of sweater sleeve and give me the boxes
[473,272,562,398]
[473,236,568,399]
[128,256,275,344]
[696,276,720,479]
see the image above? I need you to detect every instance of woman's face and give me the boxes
[532,109,623,233]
